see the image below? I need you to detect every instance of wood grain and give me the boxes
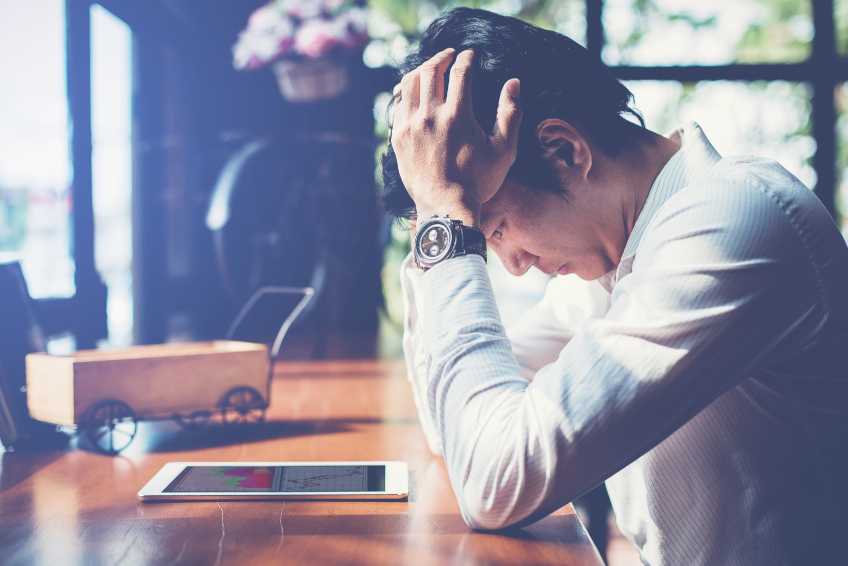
[1,360,603,565]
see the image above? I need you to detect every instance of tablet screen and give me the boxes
[164,465,386,493]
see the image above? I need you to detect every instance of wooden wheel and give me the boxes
[220,386,266,425]
[176,410,213,430]
[84,400,137,454]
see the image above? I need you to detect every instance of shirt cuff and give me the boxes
[422,254,498,335]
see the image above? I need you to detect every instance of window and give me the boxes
[838,83,848,224]
[603,0,812,65]
[0,1,117,348]
[600,0,845,229]
[91,4,133,346]
[0,0,74,298]
[627,81,815,187]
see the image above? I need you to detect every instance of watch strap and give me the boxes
[452,220,487,261]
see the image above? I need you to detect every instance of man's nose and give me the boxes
[502,250,535,276]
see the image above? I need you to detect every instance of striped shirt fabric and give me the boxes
[401,123,848,565]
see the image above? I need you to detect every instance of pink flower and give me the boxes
[233,4,295,69]
[294,19,340,59]
[279,36,295,53]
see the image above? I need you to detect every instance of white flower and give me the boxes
[248,4,283,31]
[281,0,323,19]
[294,19,340,59]
[234,5,296,69]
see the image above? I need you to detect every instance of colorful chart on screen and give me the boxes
[167,466,275,492]
[164,465,382,493]
[280,465,367,492]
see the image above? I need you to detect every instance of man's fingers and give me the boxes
[399,70,420,117]
[418,48,456,114]
[445,49,475,114]
[389,82,402,127]
[391,74,416,148]
[493,78,522,150]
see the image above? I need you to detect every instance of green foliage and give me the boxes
[838,0,848,54]
[0,187,28,251]
[838,84,848,220]
[369,0,586,44]
[608,0,811,64]
[736,0,811,63]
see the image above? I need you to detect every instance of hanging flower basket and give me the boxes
[272,58,349,102]
[232,0,369,103]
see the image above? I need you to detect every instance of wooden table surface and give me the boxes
[0,360,603,565]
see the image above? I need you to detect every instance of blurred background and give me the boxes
[2,2,846,562]
[1,0,847,357]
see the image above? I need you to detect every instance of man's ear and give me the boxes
[536,119,592,179]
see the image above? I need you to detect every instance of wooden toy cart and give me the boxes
[24,286,315,454]
[26,341,271,454]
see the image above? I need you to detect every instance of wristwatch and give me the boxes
[413,216,487,271]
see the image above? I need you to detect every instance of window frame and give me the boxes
[37,0,108,349]
[589,0,846,220]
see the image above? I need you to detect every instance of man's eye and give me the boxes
[492,229,504,241]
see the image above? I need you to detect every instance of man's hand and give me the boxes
[390,48,522,226]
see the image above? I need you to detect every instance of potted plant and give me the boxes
[233,0,369,103]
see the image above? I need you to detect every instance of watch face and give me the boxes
[416,221,453,265]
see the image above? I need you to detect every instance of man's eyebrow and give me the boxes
[479,215,501,240]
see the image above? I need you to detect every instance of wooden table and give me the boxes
[0,360,603,565]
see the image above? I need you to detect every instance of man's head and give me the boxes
[382,8,661,279]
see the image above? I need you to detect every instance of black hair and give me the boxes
[381,7,645,219]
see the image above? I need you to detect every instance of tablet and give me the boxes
[138,461,408,501]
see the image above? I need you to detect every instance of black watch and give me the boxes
[413,216,487,271]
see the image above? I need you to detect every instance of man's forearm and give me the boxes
[420,254,562,529]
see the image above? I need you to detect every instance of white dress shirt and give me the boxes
[401,123,848,565]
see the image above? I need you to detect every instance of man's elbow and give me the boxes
[457,480,525,531]
[460,500,516,531]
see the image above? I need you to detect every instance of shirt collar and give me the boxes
[613,122,721,282]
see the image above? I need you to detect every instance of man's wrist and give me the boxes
[415,202,480,228]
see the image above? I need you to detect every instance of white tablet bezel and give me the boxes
[138,461,408,501]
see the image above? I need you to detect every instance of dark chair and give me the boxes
[0,260,61,449]
[206,134,382,359]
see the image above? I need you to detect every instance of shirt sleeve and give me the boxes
[400,254,610,453]
[400,252,443,455]
[507,274,611,378]
[419,180,820,530]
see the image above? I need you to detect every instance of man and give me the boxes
[383,7,848,566]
